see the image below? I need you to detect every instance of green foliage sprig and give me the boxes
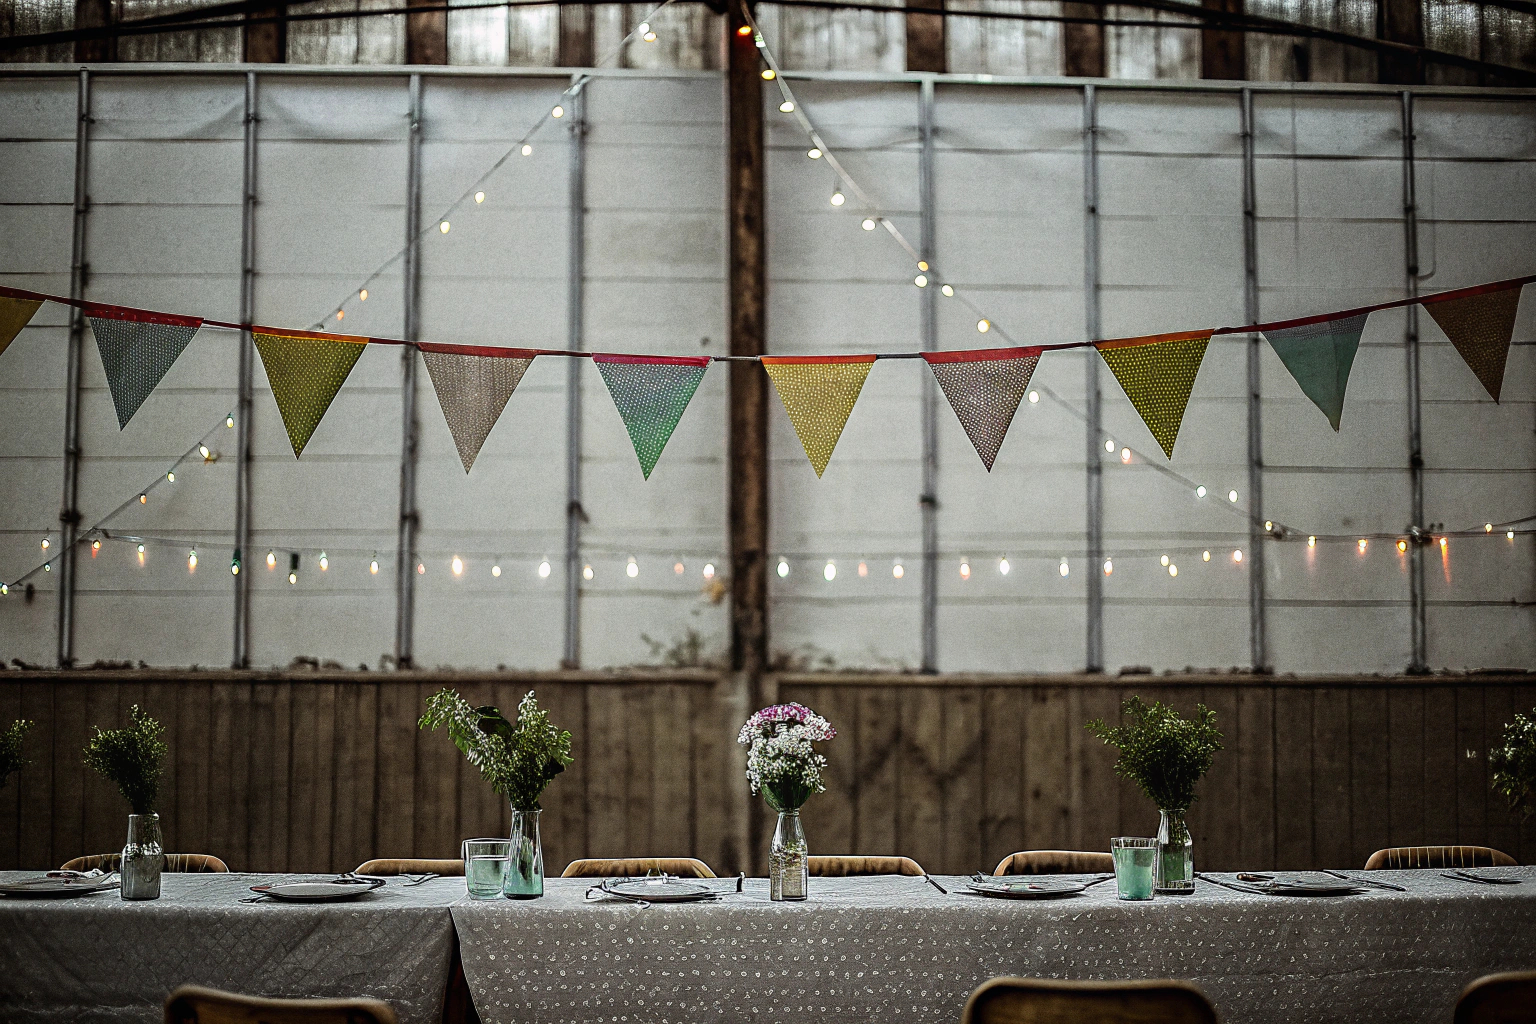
[1490,711,1536,820]
[1,719,33,790]
[83,705,167,815]
[1087,697,1223,813]
[420,689,573,813]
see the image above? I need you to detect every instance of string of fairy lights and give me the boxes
[2,7,1532,602]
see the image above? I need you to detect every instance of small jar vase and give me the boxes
[504,808,544,899]
[121,813,164,901]
[769,809,808,901]
[1155,807,1194,895]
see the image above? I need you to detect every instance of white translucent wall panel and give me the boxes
[116,0,242,63]
[287,0,406,65]
[946,0,1064,77]
[755,2,905,73]
[1245,0,1378,83]
[1105,3,1201,81]
[0,75,74,664]
[592,4,723,71]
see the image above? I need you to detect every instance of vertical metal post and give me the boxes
[1081,84,1104,673]
[918,76,939,674]
[57,68,90,668]
[562,76,588,670]
[394,73,424,670]
[1400,89,1427,673]
[1240,87,1267,672]
[233,71,258,669]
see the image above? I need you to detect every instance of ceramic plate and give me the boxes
[603,879,715,902]
[251,879,385,902]
[0,876,120,898]
[966,881,1087,900]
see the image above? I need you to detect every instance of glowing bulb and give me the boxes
[452,556,464,576]
[1161,555,1172,568]
[492,563,501,577]
[266,551,276,568]
[777,559,789,578]
[1103,558,1113,576]
[1358,539,1368,553]
[1485,523,1493,533]
[703,563,716,579]
[1228,489,1238,503]
[0,584,7,595]
[139,493,148,504]
[780,101,795,114]
[824,561,836,581]
[137,545,145,565]
[91,539,100,553]
[960,560,971,580]
[227,414,235,427]
[626,557,639,578]
[862,218,876,231]
[1203,550,1211,561]
[139,544,146,553]
[761,69,775,80]
[830,191,845,206]
[1439,536,1448,549]
[1307,536,1315,548]
[1168,564,1178,577]
[552,105,564,118]
[1233,549,1244,563]
[521,144,532,156]
[1101,438,1113,453]
[1265,521,1273,532]
[166,471,175,483]
[335,309,345,320]
[858,561,868,577]
[1397,539,1408,553]
[1027,390,1039,404]
[319,551,328,571]
[643,29,656,42]
[288,571,297,585]
[1508,530,1516,540]
[674,561,685,575]
[941,284,954,297]
[370,557,379,575]
[1120,448,1131,463]
[914,275,927,288]
[977,319,990,333]
[40,538,49,551]
[474,191,485,204]
[231,561,239,575]
[538,560,551,578]
[917,261,929,271]
[439,221,450,234]
[737,23,752,35]
[43,563,50,572]
[188,549,197,571]
[359,289,368,301]
[199,444,211,460]
[637,21,650,33]
[808,148,822,159]
[417,563,425,575]
[998,557,1010,576]
[1059,559,1070,577]
[892,561,904,579]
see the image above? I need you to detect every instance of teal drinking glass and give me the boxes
[462,838,511,900]
[1111,837,1157,900]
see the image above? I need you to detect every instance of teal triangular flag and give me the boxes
[1262,312,1368,431]
[89,315,202,429]
[593,355,708,479]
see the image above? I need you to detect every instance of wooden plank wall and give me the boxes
[2,671,1534,875]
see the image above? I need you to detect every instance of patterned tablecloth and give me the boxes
[451,868,1536,1024]
[0,871,461,1024]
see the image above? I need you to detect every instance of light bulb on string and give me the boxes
[1027,391,1039,404]
[319,551,328,571]
[266,550,276,569]
[830,190,845,206]
[808,148,822,159]
[779,101,795,114]
[1168,563,1178,577]
[439,221,450,234]
[91,539,100,556]
[492,563,501,578]
[1508,530,1516,540]
[862,218,876,231]
[1103,558,1113,576]
[977,319,990,333]
[959,560,971,580]
[474,191,485,204]
[998,557,1010,576]
[1397,539,1408,553]
[139,493,148,504]
[777,559,789,578]
[231,550,240,575]
[1358,539,1369,553]
[370,555,380,575]
[914,275,927,288]
[289,552,300,584]
[754,33,765,48]
[674,561,685,575]
[761,69,775,80]
[1104,438,1115,453]
[1,584,8,596]
[137,544,146,566]
[736,23,751,35]
[1307,536,1315,548]
[643,29,656,41]
[551,105,565,118]
[637,21,649,34]
[538,559,552,578]
[1233,549,1244,563]
[626,557,639,578]
[227,414,235,428]
[1228,489,1238,503]
[417,562,425,575]
[359,289,368,302]
[1203,550,1211,561]
[335,310,344,321]
[917,261,928,271]
[1485,523,1493,533]
[892,561,904,579]
[43,563,50,572]
[166,471,175,483]
[703,563,716,579]
[1059,559,1070,578]
[199,444,212,461]
[452,556,464,576]
[1161,554,1170,567]
[823,561,836,581]
[941,284,953,297]
[582,564,593,581]
[857,561,868,577]
[40,538,49,551]
[1264,521,1273,532]
[188,549,197,572]
[521,144,533,156]
[1120,448,1131,463]
[288,571,297,585]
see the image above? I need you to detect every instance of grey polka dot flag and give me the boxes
[420,344,535,473]
[923,347,1041,471]
[87,310,203,429]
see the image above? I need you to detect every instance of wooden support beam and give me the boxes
[406,0,448,65]
[1377,0,1425,84]
[73,0,114,61]
[1062,3,1104,78]
[905,0,946,74]
[243,5,287,62]
[1201,0,1246,80]
[559,4,595,67]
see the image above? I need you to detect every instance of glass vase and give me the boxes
[1155,807,1194,894]
[769,809,808,901]
[121,813,163,901]
[504,808,543,899]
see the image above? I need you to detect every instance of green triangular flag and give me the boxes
[1097,331,1211,460]
[1262,312,1368,431]
[593,355,709,479]
[253,330,368,458]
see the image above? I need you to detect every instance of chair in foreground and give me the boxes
[165,985,396,1024]
[352,858,464,876]
[993,850,1114,876]
[1363,846,1517,870]
[1454,970,1536,1024]
[63,854,228,873]
[809,856,925,876]
[562,857,716,878]
[961,978,1217,1024]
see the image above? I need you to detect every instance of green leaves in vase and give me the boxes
[1490,711,1536,820]
[419,689,573,814]
[83,705,167,815]
[1087,696,1223,814]
[1,719,32,791]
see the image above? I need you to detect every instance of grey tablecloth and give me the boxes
[451,869,1536,1024]
[0,872,461,1024]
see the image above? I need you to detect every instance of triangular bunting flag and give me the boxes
[923,347,1041,471]
[1261,312,1368,431]
[0,295,43,359]
[420,344,535,473]
[87,308,203,429]
[1423,285,1522,402]
[253,329,368,458]
[593,354,709,479]
[762,355,876,477]
[1098,330,1211,459]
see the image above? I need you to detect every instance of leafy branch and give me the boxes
[1087,697,1223,813]
[419,689,573,813]
[83,705,167,815]
[1491,712,1536,820]
[1,719,32,790]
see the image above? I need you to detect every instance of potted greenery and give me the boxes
[1088,697,1222,894]
[83,705,168,900]
[1491,711,1536,820]
[420,689,572,898]
[2,719,32,790]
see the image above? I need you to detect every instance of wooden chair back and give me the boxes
[808,856,925,877]
[561,857,716,878]
[993,850,1114,876]
[961,977,1217,1024]
[1454,970,1536,1024]
[1363,846,1517,870]
[352,858,464,877]
[164,985,396,1024]
[62,854,228,873]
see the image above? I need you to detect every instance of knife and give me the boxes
[1323,869,1406,892]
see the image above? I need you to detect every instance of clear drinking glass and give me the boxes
[462,838,511,900]
[1111,837,1157,900]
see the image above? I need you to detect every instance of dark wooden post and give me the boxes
[1062,3,1104,78]
[1200,0,1247,80]
[905,0,946,73]
[73,0,114,61]
[1377,0,1425,84]
[406,0,449,65]
[559,4,596,67]
[244,6,288,63]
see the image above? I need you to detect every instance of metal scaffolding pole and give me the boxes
[563,76,588,669]
[233,70,258,669]
[1081,83,1104,673]
[918,75,939,674]
[56,68,90,668]
[1240,87,1267,672]
[1400,89,1427,673]
[394,73,424,670]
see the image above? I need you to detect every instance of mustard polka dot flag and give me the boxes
[1097,330,1212,460]
[0,293,42,359]
[253,329,368,458]
[762,355,876,477]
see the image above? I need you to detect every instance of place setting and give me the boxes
[0,869,121,900]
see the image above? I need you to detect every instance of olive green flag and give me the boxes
[1098,331,1212,460]
[0,295,43,359]
[1262,313,1368,431]
[253,330,368,458]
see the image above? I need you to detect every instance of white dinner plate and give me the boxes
[966,881,1087,900]
[251,879,385,902]
[0,876,121,898]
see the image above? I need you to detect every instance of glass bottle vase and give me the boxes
[504,808,544,899]
[121,813,164,901]
[769,809,808,901]
[1155,807,1194,894]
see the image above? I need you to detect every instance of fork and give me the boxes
[401,873,439,887]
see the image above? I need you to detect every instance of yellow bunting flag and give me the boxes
[0,295,43,359]
[762,355,876,477]
[1422,285,1523,402]
[253,329,368,458]
[1097,330,1212,459]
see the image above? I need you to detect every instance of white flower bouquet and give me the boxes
[737,702,836,812]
